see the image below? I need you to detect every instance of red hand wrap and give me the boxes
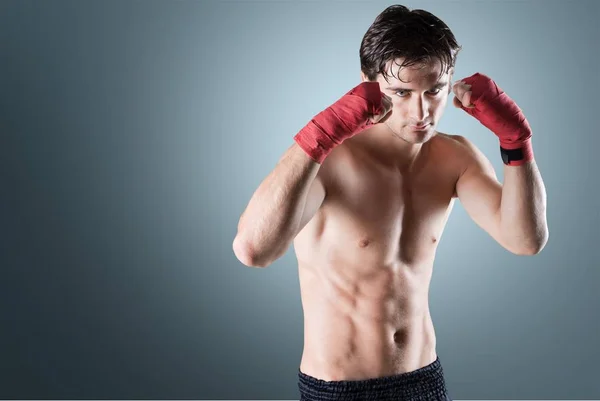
[294,82,383,164]
[461,73,534,166]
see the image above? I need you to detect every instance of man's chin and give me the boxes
[395,126,437,144]
[415,128,437,141]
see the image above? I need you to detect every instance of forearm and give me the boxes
[234,143,321,266]
[500,160,548,254]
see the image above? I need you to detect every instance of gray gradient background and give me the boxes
[0,0,598,399]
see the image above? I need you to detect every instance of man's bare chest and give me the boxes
[320,163,456,260]
[294,134,465,267]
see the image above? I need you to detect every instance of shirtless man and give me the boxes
[233,5,548,400]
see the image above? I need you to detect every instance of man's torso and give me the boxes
[293,129,466,381]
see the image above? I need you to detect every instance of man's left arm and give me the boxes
[452,73,549,255]
[454,136,548,255]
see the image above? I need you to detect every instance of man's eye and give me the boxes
[395,89,441,97]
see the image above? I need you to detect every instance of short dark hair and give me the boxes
[360,5,461,82]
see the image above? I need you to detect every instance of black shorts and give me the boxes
[298,356,452,401]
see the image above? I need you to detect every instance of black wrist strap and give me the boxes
[500,146,524,165]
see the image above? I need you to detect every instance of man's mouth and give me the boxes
[409,123,430,131]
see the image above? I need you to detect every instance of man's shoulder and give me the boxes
[434,131,475,150]
[428,132,469,164]
[432,131,488,165]
[430,132,484,198]
[433,131,497,185]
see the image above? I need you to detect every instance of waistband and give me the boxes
[298,356,449,401]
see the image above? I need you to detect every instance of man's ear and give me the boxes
[360,71,368,82]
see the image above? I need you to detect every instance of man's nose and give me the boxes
[410,95,429,122]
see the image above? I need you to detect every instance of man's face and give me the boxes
[362,58,452,145]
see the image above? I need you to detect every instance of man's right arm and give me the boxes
[232,81,390,268]
[232,143,326,268]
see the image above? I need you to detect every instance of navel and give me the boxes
[393,328,409,345]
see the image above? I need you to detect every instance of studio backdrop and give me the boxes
[1,0,598,399]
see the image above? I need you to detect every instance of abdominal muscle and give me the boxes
[296,254,438,381]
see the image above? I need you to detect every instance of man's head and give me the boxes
[360,5,461,144]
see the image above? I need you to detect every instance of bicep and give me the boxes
[454,136,504,242]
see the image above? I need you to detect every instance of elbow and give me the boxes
[511,244,543,256]
[508,231,549,256]
[232,236,273,268]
